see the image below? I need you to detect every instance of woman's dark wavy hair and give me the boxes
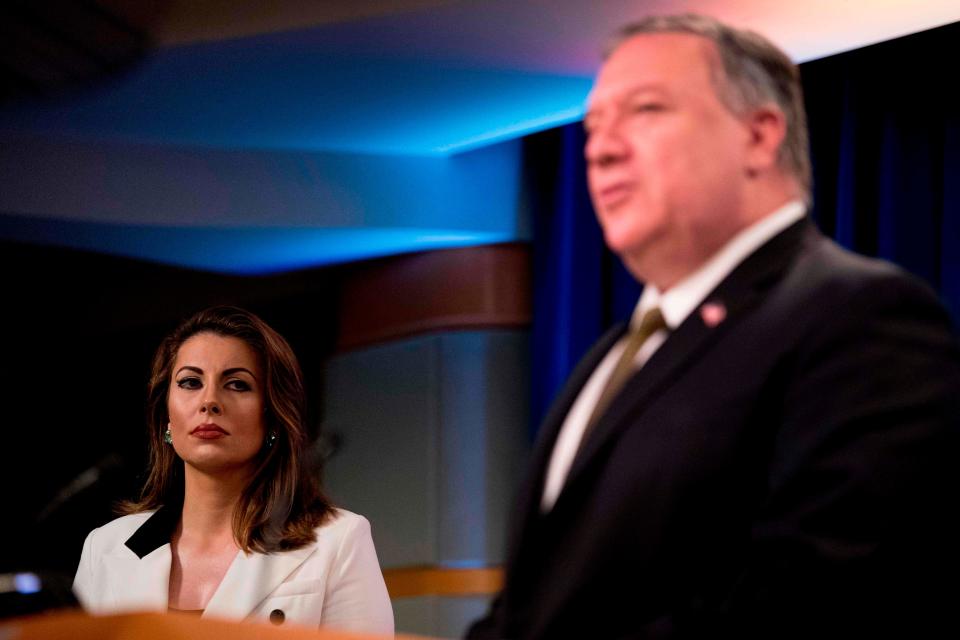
[122,305,332,552]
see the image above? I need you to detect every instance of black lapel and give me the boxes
[125,505,179,559]
[559,218,814,495]
[505,322,627,569]
[528,323,628,484]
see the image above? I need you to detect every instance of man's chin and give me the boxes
[603,227,650,258]
[607,245,651,282]
[620,257,652,284]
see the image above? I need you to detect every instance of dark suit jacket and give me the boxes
[468,219,960,639]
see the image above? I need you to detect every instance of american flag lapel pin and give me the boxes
[699,301,727,328]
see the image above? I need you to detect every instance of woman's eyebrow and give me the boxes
[223,367,258,380]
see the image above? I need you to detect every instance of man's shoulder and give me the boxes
[806,232,903,278]
[739,226,958,357]
[787,229,939,307]
[759,230,960,369]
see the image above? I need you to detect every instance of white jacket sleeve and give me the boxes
[320,515,394,635]
[72,527,99,612]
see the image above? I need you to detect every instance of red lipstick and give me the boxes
[190,423,227,439]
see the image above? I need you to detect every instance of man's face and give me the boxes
[585,32,752,287]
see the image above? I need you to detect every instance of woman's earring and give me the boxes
[164,427,173,444]
[266,431,277,449]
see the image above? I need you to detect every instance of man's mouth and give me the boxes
[596,182,633,210]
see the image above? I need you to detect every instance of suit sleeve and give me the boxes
[320,515,394,635]
[700,273,960,637]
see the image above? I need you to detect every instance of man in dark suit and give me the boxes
[468,14,960,639]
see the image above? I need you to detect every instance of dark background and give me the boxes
[0,241,341,574]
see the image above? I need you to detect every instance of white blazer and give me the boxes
[73,507,394,635]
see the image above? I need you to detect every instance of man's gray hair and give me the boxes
[609,14,811,201]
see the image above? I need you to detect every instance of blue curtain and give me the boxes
[528,20,960,432]
[803,21,960,322]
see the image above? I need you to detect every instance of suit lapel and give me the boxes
[98,508,179,612]
[560,218,813,496]
[505,324,627,569]
[203,544,316,619]
[528,324,628,486]
[104,543,171,611]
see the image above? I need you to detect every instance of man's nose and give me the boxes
[585,121,628,168]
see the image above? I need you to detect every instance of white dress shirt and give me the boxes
[540,200,806,511]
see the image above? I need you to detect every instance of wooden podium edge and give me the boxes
[0,609,429,640]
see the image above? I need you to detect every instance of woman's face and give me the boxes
[167,332,266,476]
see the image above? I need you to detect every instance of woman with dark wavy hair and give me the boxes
[73,306,393,633]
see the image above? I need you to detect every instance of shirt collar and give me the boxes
[633,199,806,330]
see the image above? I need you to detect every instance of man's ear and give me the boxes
[743,104,787,177]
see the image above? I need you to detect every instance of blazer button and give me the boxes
[269,609,285,625]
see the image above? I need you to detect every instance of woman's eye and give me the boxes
[176,377,202,390]
[226,379,252,392]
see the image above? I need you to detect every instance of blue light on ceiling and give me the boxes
[0,213,515,274]
[0,18,576,272]
[0,43,592,156]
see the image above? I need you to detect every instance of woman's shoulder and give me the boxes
[305,508,374,550]
[83,510,158,548]
[315,507,371,535]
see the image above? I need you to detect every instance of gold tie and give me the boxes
[584,307,667,436]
